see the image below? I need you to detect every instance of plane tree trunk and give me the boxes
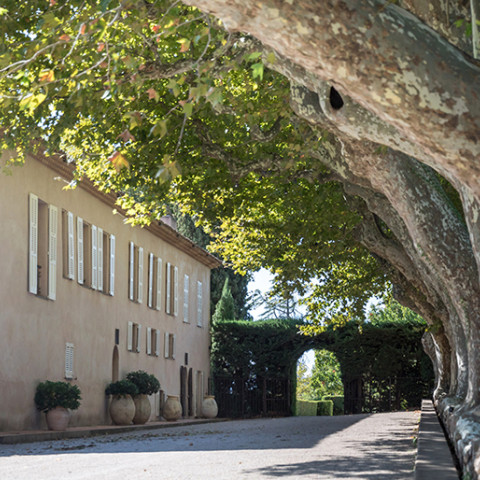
[288,78,480,475]
[185,0,480,196]
[183,0,480,475]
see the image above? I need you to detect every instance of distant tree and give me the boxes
[212,277,236,322]
[251,288,303,320]
[368,299,424,325]
[310,349,343,398]
[296,357,314,400]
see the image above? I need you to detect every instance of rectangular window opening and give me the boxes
[62,210,75,280]
[29,194,57,300]
[148,253,159,309]
[127,321,141,353]
[129,243,143,303]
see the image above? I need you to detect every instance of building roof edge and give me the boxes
[31,152,223,270]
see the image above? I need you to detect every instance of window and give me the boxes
[127,321,141,353]
[98,229,115,295]
[77,217,93,286]
[28,193,57,300]
[77,218,113,292]
[165,262,178,316]
[197,280,203,327]
[108,234,116,296]
[65,343,74,379]
[129,242,143,303]
[147,253,163,310]
[164,332,176,359]
[183,274,189,323]
[91,224,98,289]
[62,210,75,280]
[73,216,114,294]
[146,327,161,356]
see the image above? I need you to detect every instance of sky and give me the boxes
[247,268,315,372]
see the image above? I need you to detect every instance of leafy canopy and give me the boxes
[0,0,389,324]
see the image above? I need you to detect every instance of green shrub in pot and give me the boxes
[126,371,160,395]
[105,380,139,397]
[34,381,81,413]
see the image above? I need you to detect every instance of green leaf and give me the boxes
[182,102,193,117]
[246,52,262,61]
[266,52,276,64]
[251,62,264,80]
[207,87,222,107]
[149,120,168,138]
[19,93,47,115]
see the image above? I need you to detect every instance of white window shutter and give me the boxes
[155,329,160,356]
[197,281,203,327]
[97,227,103,291]
[183,275,189,323]
[77,217,84,285]
[127,321,133,351]
[28,193,38,294]
[148,253,153,308]
[164,331,169,358]
[172,334,176,360]
[146,327,152,355]
[136,324,142,352]
[137,247,144,304]
[109,234,115,296]
[166,262,171,314]
[47,204,58,300]
[156,258,162,311]
[91,225,98,289]
[67,212,75,280]
[173,266,179,316]
[129,242,134,300]
[65,343,74,379]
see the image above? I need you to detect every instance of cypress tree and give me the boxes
[212,277,236,322]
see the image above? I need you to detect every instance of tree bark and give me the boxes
[180,0,480,473]
[185,0,480,196]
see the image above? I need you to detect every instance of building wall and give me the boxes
[0,154,216,431]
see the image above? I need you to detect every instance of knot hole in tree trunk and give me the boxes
[329,86,344,110]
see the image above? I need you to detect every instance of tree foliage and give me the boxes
[2,2,480,467]
[296,358,313,400]
[250,288,303,320]
[310,350,343,399]
[212,277,236,322]
[0,0,386,325]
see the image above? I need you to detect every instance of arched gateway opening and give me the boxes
[212,318,433,418]
[296,349,343,413]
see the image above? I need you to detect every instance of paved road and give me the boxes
[0,411,419,479]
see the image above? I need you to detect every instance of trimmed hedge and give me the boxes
[317,400,333,416]
[296,399,334,416]
[323,395,344,415]
[296,400,318,416]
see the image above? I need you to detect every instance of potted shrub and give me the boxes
[126,371,160,424]
[34,381,81,431]
[105,380,138,425]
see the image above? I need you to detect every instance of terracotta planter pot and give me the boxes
[109,394,135,425]
[201,395,218,419]
[46,406,71,431]
[162,395,182,421]
[133,394,151,424]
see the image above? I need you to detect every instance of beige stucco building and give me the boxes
[0,152,221,431]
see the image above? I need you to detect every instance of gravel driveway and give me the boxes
[0,411,419,479]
